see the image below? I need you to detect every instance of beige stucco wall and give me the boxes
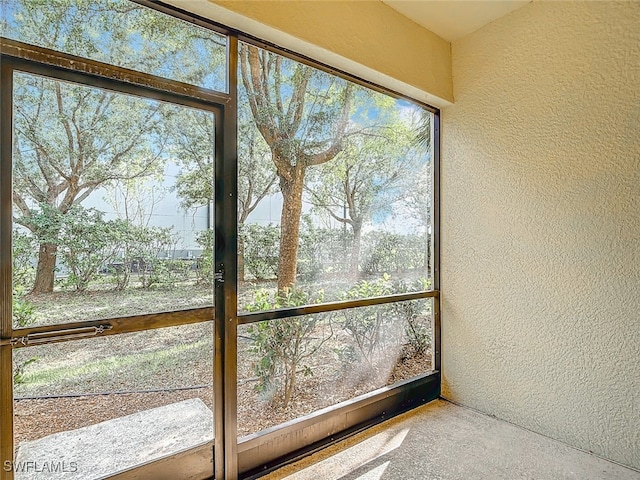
[169,0,452,106]
[441,1,640,469]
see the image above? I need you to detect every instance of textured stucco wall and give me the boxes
[441,1,640,469]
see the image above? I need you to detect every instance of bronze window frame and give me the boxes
[0,1,441,478]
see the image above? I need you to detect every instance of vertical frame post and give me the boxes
[432,111,441,373]
[0,60,15,480]
[214,34,239,480]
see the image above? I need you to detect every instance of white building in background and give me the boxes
[82,161,210,261]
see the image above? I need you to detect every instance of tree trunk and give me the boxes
[350,220,363,279]
[277,166,305,293]
[32,242,58,294]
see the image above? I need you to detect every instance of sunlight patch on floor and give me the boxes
[353,461,390,480]
[279,428,409,480]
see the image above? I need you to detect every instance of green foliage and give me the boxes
[241,221,356,283]
[19,204,189,293]
[394,300,431,356]
[5,0,226,89]
[361,231,427,275]
[195,230,214,286]
[337,275,396,364]
[12,229,37,327]
[307,227,354,275]
[12,288,36,328]
[6,0,229,294]
[173,101,276,224]
[240,45,354,292]
[12,67,169,292]
[399,233,430,273]
[297,224,355,277]
[391,279,432,355]
[240,222,428,283]
[246,288,330,407]
[102,219,135,291]
[172,109,215,211]
[22,203,64,246]
[152,259,193,288]
[54,206,122,292]
[337,275,432,368]
[296,216,324,281]
[89,220,181,290]
[342,273,392,300]
[305,90,423,278]
[361,232,400,274]
[12,229,36,291]
[123,224,178,289]
[12,224,37,331]
[22,204,119,291]
[241,223,280,280]
[414,109,432,152]
[13,356,38,386]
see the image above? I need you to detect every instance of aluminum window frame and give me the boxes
[0,1,441,478]
[0,38,231,480]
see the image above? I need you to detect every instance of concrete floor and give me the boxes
[263,399,640,480]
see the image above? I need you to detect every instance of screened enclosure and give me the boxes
[0,1,440,478]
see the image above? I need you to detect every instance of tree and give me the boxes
[239,45,353,292]
[306,93,418,276]
[403,109,434,276]
[172,110,215,213]
[5,0,226,88]
[173,99,278,223]
[415,109,432,152]
[7,0,226,293]
[105,176,167,228]
[172,101,278,281]
[12,73,166,293]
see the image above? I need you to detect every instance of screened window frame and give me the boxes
[0,1,441,478]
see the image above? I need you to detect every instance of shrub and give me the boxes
[297,216,323,281]
[246,288,331,407]
[391,279,432,355]
[241,223,280,280]
[56,206,122,291]
[195,229,214,286]
[337,274,396,364]
[152,259,193,287]
[12,284,38,386]
[12,229,36,292]
[13,357,38,386]
[122,224,177,289]
[361,232,399,274]
[103,219,136,291]
[360,231,427,275]
[12,287,35,328]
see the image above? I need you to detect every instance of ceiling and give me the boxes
[382,0,531,42]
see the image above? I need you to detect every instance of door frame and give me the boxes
[0,37,234,480]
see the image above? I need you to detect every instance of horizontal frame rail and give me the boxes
[108,441,214,480]
[238,371,440,478]
[138,0,440,115]
[4,307,214,349]
[238,290,438,325]
[0,37,231,106]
